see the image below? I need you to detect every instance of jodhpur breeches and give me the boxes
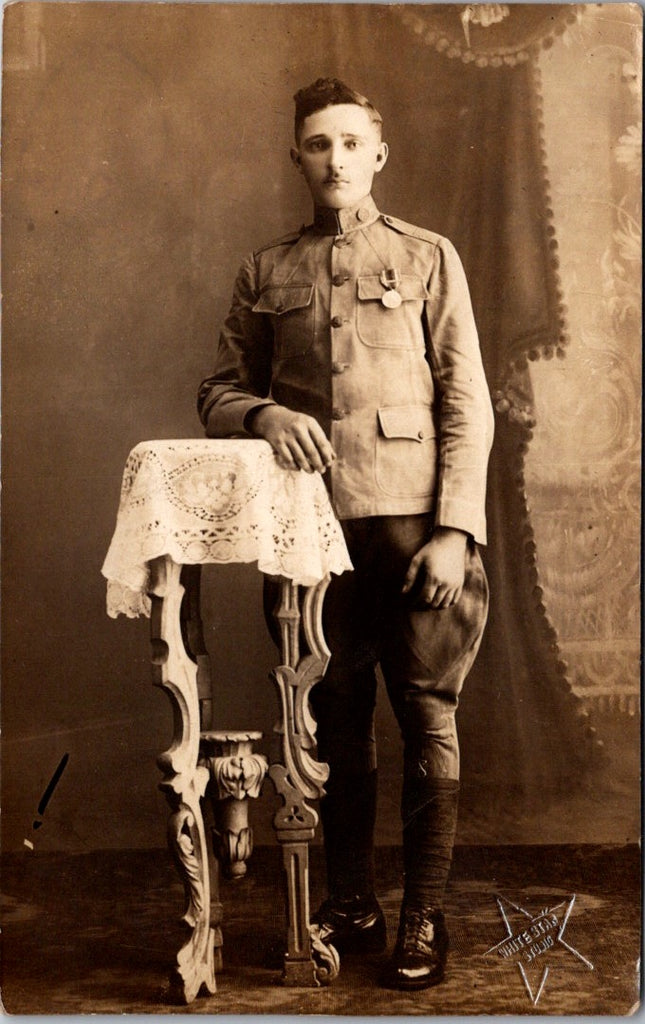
[308,514,489,781]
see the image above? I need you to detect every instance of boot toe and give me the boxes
[380,952,445,991]
[312,894,387,954]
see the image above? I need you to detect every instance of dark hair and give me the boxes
[293,77,383,141]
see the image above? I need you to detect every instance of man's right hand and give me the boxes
[249,405,336,473]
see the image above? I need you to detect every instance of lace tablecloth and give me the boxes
[101,439,353,618]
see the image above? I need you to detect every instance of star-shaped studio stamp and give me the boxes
[484,893,594,1005]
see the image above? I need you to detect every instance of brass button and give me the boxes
[275,303,284,314]
[357,206,370,222]
[331,361,348,374]
[332,274,349,287]
[331,408,346,421]
[331,315,344,328]
[418,430,425,439]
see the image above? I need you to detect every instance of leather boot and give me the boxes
[380,773,459,988]
[313,767,386,953]
[380,905,448,990]
[312,892,387,954]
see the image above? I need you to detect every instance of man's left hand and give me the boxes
[402,527,469,609]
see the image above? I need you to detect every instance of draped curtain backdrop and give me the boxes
[3,4,613,851]
[377,5,604,824]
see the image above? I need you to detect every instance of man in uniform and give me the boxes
[198,78,493,991]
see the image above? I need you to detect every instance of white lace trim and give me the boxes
[101,439,353,618]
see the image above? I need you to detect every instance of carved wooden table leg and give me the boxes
[180,565,224,971]
[201,731,268,879]
[148,555,217,1004]
[269,576,340,987]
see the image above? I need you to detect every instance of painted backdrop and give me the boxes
[2,3,640,851]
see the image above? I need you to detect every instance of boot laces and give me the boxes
[399,908,437,954]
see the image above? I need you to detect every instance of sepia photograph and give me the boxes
[1,2,641,1016]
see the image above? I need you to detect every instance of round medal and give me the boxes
[382,289,402,309]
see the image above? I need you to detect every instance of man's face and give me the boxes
[291,104,388,210]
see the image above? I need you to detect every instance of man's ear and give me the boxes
[290,147,303,173]
[374,142,389,174]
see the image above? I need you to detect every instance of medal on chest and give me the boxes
[380,268,402,308]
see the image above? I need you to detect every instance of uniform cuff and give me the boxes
[434,498,487,547]
[204,396,276,438]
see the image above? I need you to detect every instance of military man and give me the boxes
[198,77,493,990]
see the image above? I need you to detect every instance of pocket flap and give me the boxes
[377,405,436,441]
[358,275,429,302]
[253,285,314,315]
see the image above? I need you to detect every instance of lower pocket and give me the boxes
[375,406,437,498]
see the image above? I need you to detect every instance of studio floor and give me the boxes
[1,844,640,1017]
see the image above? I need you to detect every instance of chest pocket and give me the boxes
[253,284,315,359]
[356,275,428,349]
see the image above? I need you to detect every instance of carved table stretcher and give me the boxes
[102,439,352,1002]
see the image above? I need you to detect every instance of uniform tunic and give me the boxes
[198,195,493,545]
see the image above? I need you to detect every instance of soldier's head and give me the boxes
[290,77,388,210]
[293,78,383,142]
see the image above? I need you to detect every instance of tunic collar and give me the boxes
[312,194,380,235]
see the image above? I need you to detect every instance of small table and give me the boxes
[102,439,352,1002]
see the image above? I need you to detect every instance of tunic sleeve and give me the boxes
[197,253,277,437]
[424,239,494,545]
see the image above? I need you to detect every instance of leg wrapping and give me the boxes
[402,773,459,911]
